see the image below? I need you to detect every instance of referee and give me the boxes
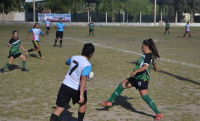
[54,18,65,48]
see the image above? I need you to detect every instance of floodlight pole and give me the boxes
[33,0,35,24]
[2,4,4,22]
[154,0,157,26]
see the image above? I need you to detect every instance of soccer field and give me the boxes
[0,25,200,121]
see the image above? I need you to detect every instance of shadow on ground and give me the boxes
[96,95,155,118]
[52,105,78,121]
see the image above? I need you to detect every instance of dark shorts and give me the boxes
[8,52,22,59]
[46,27,50,30]
[56,83,87,107]
[165,28,169,30]
[56,31,63,38]
[32,40,39,49]
[89,29,94,32]
[185,31,190,33]
[127,77,149,90]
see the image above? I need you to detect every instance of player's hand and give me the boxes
[131,72,136,77]
[79,95,84,104]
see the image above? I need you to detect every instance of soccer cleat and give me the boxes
[22,68,29,72]
[155,113,162,121]
[53,44,57,47]
[183,36,185,38]
[92,36,94,38]
[88,36,91,38]
[60,45,62,48]
[40,56,44,59]
[99,101,112,107]
[0,69,4,73]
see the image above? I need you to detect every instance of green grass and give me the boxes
[0,25,200,121]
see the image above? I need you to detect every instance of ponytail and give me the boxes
[143,38,160,59]
[33,23,39,28]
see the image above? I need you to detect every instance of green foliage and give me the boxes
[0,0,25,14]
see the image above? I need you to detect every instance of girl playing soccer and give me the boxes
[99,38,162,121]
[88,21,95,38]
[0,30,29,73]
[26,23,45,58]
[183,22,192,38]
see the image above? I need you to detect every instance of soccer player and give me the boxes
[183,22,192,39]
[164,20,170,35]
[99,38,162,121]
[0,30,29,73]
[45,18,51,35]
[88,21,95,38]
[26,23,45,58]
[50,43,95,121]
[54,18,65,48]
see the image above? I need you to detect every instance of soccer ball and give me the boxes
[87,71,94,80]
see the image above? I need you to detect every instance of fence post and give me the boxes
[123,12,125,23]
[106,11,107,23]
[127,12,128,23]
[154,0,157,26]
[33,0,35,24]
[140,11,141,23]
[88,11,89,23]
[175,11,177,24]
[161,12,162,21]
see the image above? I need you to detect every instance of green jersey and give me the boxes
[8,38,21,55]
[166,22,170,28]
[133,53,153,81]
[89,23,95,30]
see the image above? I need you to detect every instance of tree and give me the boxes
[0,0,25,14]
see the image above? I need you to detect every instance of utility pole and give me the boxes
[33,0,35,24]
[154,0,157,26]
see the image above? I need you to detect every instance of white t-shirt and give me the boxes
[29,28,43,41]
[62,55,92,90]
[185,24,190,31]
[45,20,50,27]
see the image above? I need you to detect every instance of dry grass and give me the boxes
[0,25,200,121]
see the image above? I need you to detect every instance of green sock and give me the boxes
[22,61,26,69]
[168,31,170,35]
[108,83,124,102]
[89,33,91,36]
[2,63,10,70]
[92,33,94,36]
[142,94,161,114]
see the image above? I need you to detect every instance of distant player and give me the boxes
[164,20,170,35]
[88,21,95,38]
[26,23,45,58]
[0,30,29,73]
[54,18,65,48]
[45,18,51,35]
[183,22,192,39]
[50,43,95,121]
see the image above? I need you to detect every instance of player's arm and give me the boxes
[79,66,92,103]
[153,62,160,72]
[66,58,71,65]
[27,29,32,40]
[79,75,87,104]
[20,44,27,52]
[40,31,45,37]
[7,43,11,48]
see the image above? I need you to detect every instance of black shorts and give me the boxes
[32,40,39,49]
[165,28,169,30]
[89,29,94,32]
[56,31,63,38]
[56,83,87,107]
[8,52,22,59]
[127,77,149,90]
[46,27,50,30]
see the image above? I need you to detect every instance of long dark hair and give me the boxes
[33,23,39,28]
[143,38,160,59]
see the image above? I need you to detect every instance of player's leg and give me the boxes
[78,102,87,121]
[164,28,167,35]
[59,32,63,48]
[50,106,65,121]
[0,56,14,73]
[92,31,94,37]
[183,31,187,38]
[27,41,37,55]
[19,54,29,71]
[168,29,170,35]
[100,78,133,106]
[89,30,91,38]
[188,32,192,38]
[140,89,162,120]
[36,45,43,58]
[54,31,59,46]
